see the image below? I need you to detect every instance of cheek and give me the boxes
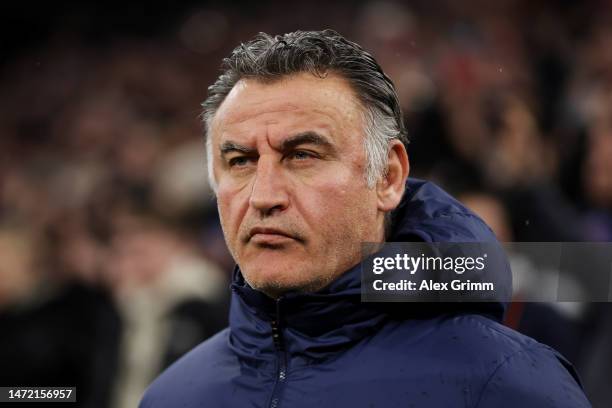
[216,186,247,242]
[302,177,377,237]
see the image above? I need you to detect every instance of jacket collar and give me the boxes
[230,261,388,363]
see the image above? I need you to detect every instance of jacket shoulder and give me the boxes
[433,315,591,408]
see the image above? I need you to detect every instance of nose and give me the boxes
[249,157,289,217]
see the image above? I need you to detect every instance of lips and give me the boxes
[248,227,297,245]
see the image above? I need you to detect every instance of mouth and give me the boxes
[247,227,298,246]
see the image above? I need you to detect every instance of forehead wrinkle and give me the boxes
[311,105,362,127]
[211,74,366,149]
[218,107,341,147]
[223,102,301,127]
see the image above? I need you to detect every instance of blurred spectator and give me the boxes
[104,214,227,408]
[0,224,120,408]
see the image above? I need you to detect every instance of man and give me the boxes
[140,30,591,407]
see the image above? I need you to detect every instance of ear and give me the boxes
[377,140,409,212]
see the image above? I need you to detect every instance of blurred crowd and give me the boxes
[1,0,611,407]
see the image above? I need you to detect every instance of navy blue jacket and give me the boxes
[140,179,591,407]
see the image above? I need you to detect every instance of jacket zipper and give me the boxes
[268,301,288,408]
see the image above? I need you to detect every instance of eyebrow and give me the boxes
[219,141,255,156]
[219,131,334,157]
[280,132,333,152]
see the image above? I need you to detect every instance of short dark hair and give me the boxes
[202,29,407,188]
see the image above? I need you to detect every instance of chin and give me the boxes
[243,264,319,296]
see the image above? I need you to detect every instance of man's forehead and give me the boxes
[210,73,364,138]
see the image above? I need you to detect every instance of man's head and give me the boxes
[203,30,409,298]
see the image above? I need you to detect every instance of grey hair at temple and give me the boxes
[201,29,408,191]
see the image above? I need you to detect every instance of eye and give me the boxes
[228,156,253,167]
[287,150,316,161]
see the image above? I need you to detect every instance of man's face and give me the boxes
[210,73,386,297]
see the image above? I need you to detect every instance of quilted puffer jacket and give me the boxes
[140,178,591,408]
